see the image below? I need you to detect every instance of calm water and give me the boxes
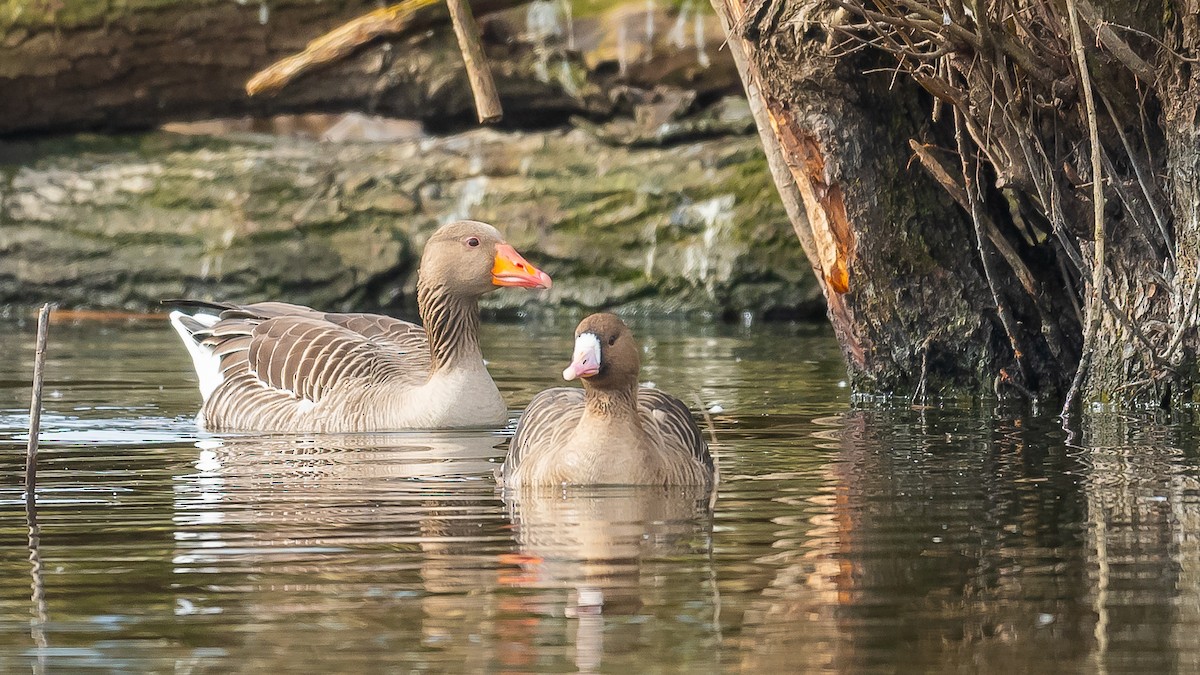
[1,315,1199,673]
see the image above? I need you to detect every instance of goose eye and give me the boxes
[466,237,480,247]
[608,336,617,346]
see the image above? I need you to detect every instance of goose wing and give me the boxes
[503,387,586,482]
[171,300,430,358]
[318,312,428,356]
[211,314,431,400]
[637,388,713,474]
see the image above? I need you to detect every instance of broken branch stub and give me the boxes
[246,0,441,96]
[445,0,503,123]
[246,0,507,124]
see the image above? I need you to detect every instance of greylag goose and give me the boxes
[500,313,715,487]
[169,220,551,432]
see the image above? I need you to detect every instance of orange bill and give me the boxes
[492,243,552,289]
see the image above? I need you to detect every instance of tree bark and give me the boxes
[714,0,1200,408]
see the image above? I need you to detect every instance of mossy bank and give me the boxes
[0,126,819,320]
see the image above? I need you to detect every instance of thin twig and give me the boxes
[954,110,1032,390]
[26,477,47,668]
[1163,255,1200,362]
[1113,377,1152,393]
[1100,295,1170,373]
[1072,0,1157,83]
[911,344,928,406]
[908,139,1039,297]
[895,0,1059,83]
[1097,89,1172,255]
[1102,21,1200,64]
[1099,148,1156,255]
[1057,249,1085,327]
[25,304,51,507]
[1061,0,1107,417]
[446,0,503,123]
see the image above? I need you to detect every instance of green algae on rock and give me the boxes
[0,126,819,319]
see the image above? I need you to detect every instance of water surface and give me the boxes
[1,316,1199,672]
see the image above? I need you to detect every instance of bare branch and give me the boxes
[247,0,441,96]
[1060,0,1108,416]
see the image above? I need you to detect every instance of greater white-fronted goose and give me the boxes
[500,313,715,487]
[169,220,551,432]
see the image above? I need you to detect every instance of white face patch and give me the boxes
[563,332,603,380]
[576,332,601,361]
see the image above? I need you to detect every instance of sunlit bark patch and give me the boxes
[765,103,856,294]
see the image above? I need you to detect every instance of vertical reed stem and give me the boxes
[25,304,51,506]
[1061,0,1107,417]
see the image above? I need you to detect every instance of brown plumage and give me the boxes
[169,220,551,432]
[500,313,716,487]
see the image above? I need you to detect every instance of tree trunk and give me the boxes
[713,0,1200,408]
[710,0,1077,400]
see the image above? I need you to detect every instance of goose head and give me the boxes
[419,220,552,297]
[562,313,640,390]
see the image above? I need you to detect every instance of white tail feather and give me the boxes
[169,310,224,401]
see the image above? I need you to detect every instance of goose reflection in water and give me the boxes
[499,484,719,672]
[171,431,518,671]
[169,432,721,671]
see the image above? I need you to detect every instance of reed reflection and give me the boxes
[500,485,718,673]
[739,409,1200,672]
[1081,416,1200,673]
[25,492,47,675]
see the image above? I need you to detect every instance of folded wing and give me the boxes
[170,301,432,429]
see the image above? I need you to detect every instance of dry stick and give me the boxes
[1099,148,1158,257]
[909,140,1040,297]
[981,65,1080,368]
[1099,294,1168,373]
[25,304,51,506]
[26,476,48,667]
[1073,0,1157,83]
[953,111,1032,392]
[246,0,440,96]
[709,0,821,265]
[989,53,1087,277]
[1061,0,1107,417]
[1102,21,1200,65]
[445,0,502,123]
[1164,255,1200,362]
[898,0,1058,83]
[1027,126,1087,273]
[24,303,50,675]
[1097,90,1171,254]
[1057,254,1086,327]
